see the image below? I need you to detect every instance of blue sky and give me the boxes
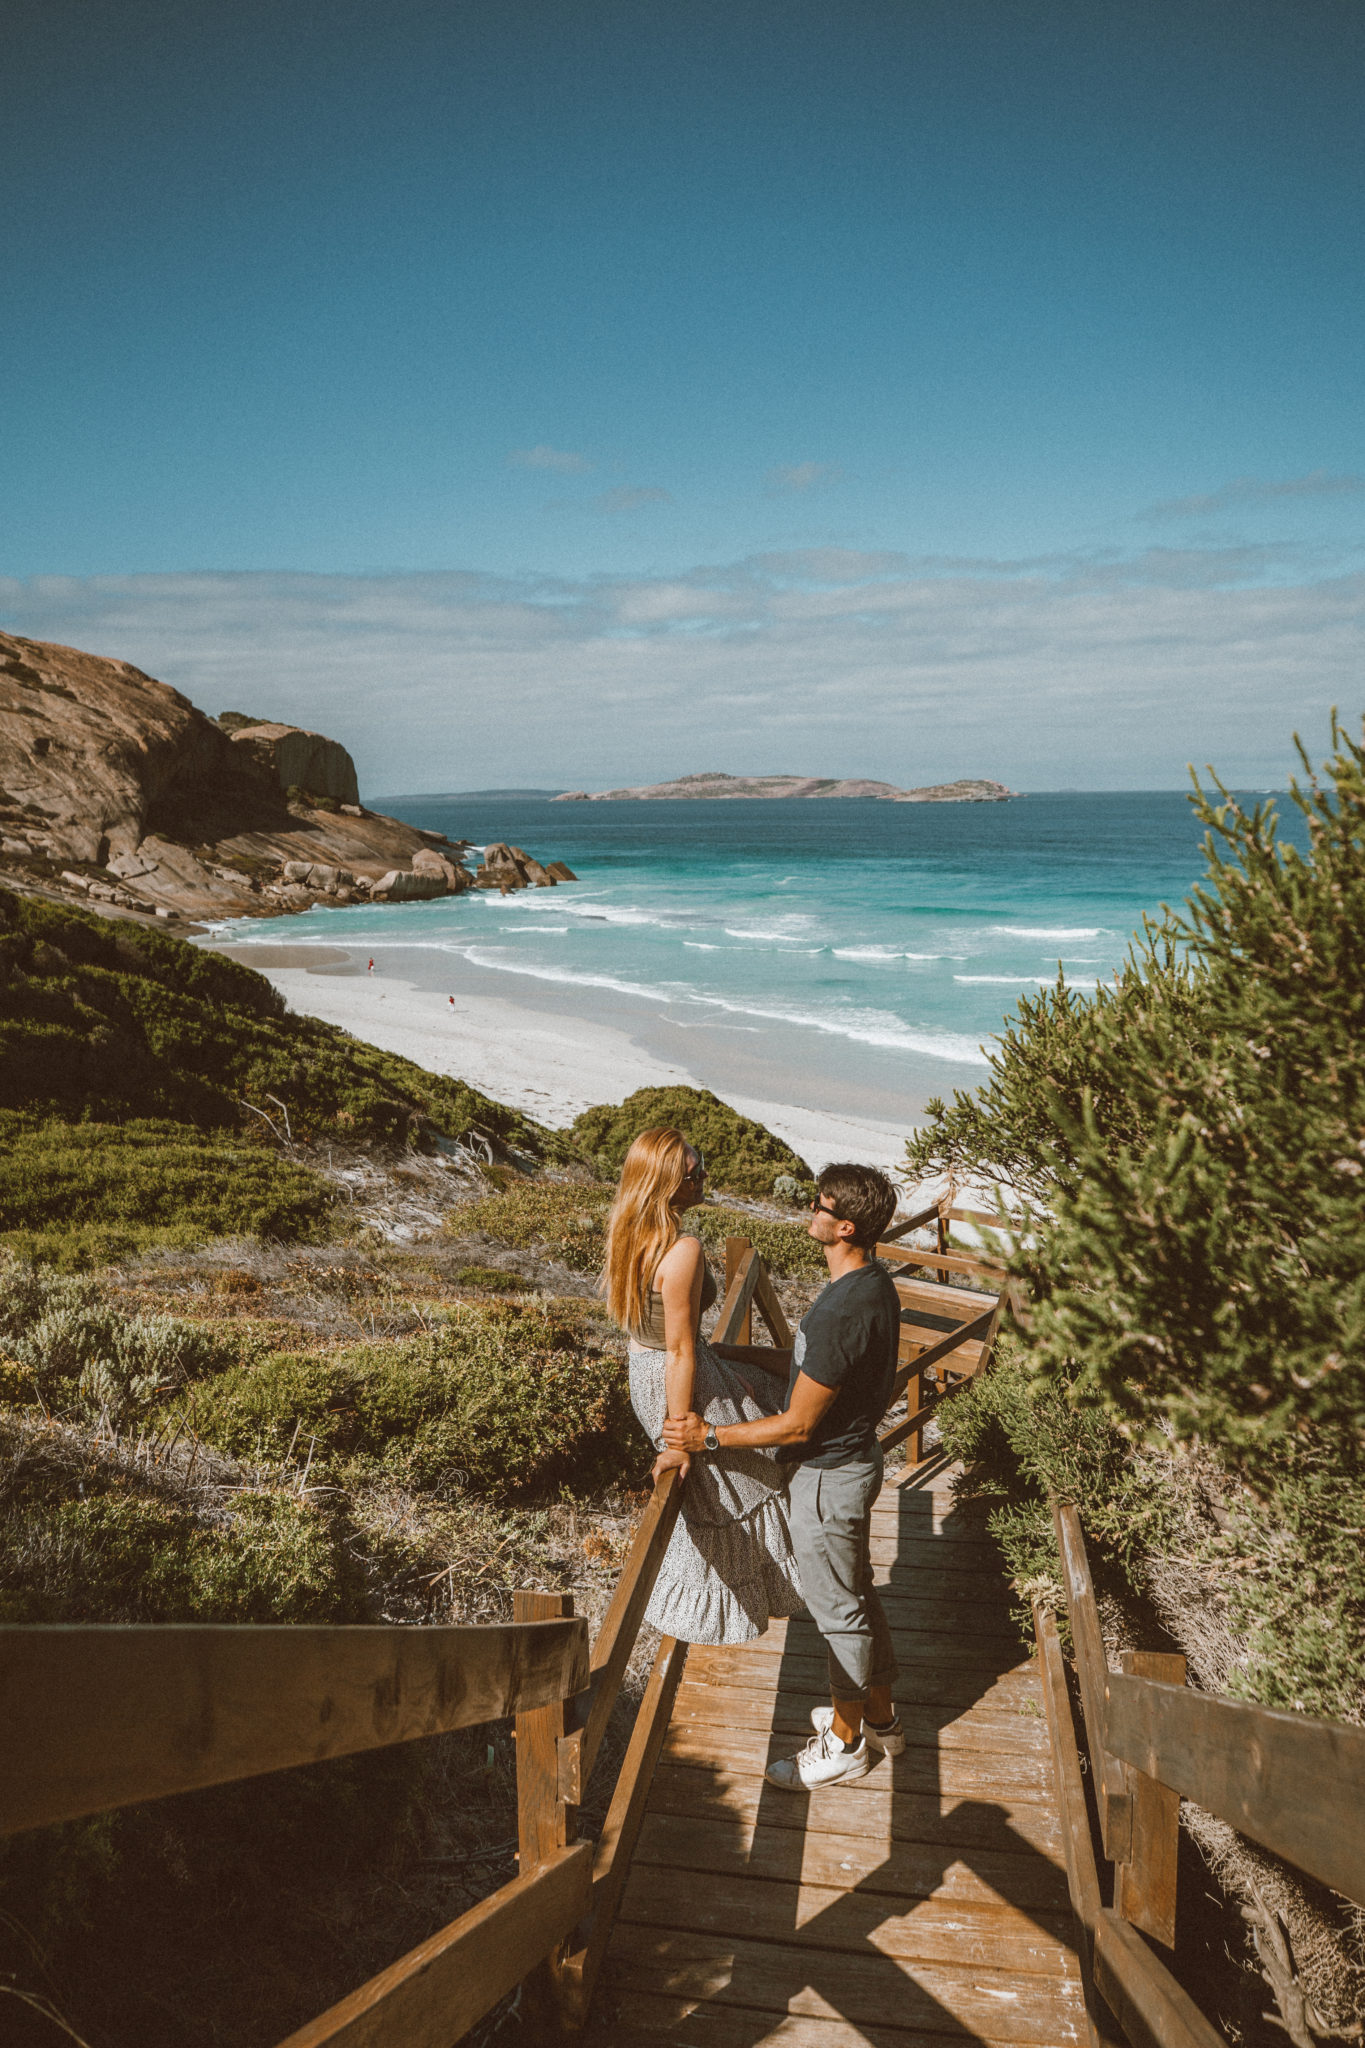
[2,0,1362,790]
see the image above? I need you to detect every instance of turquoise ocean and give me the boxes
[220,792,1302,1131]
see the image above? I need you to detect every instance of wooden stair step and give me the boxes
[669,1682,1052,1756]
[616,1865,1078,1977]
[604,1925,1087,2046]
[660,1722,1056,1799]
[643,1763,1066,1861]
[630,1810,1071,1909]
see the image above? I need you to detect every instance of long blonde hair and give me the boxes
[602,1126,695,1333]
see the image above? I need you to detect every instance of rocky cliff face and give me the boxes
[228,722,361,806]
[0,633,465,921]
[0,632,576,926]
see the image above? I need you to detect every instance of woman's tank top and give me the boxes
[630,1235,718,1347]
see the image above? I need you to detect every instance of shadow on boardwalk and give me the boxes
[591,1456,1087,2046]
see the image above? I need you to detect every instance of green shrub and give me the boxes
[450,1181,614,1271]
[0,887,559,1159]
[191,1301,641,1499]
[455,1263,531,1292]
[907,726,1365,1473]
[569,1085,810,1197]
[0,1113,333,1267]
[915,718,1365,1719]
[450,1180,826,1283]
[0,1463,362,1626]
[682,1204,827,1280]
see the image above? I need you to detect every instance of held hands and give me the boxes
[663,1411,709,1453]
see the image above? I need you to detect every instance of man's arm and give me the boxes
[663,1370,838,1453]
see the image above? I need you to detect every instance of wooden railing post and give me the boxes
[724,1237,752,1344]
[1054,1503,1132,1865]
[1113,1650,1185,1947]
[514,1590,578,2036]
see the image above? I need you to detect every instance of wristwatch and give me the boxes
[704,1425,720,1453]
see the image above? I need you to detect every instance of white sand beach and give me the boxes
[209,945,914,1175]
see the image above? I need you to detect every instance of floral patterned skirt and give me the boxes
[629,1335,805,1645]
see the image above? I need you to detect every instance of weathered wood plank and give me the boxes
[1104,1670,1365,1909]
[1092,1908,1225,2048]
[715,1245,760,1345]
[1054,1503,1132,1864]
[0,1618,589,1838]
[678,1664,1043,1722]
[684,1637,1033,1689]
[629,1809,1070,1908]
[642,1763,1066,1860]
[668,1682,1052,1755]
[275,1839,592,2048]
[607,1926,1087,2046]
[1034,1603,1123,2048]
[593,1991,968,2046]
[573,1466,682,1791]
[659,1720,1055,1798]
[1114,1651,1186,1948]
[617,1863,1077,1974]
[561,1636,690,2027]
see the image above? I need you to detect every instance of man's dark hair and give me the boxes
[816,1162,898,1249]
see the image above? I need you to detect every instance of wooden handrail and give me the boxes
[1049,1502,1365,2048]
[561,1465,683,1797]
[559,1634,689,2027]
[1105,1671,1365,1907]
[879,1199,943,1243]
[886,1303,999,1405]
[1091,1911,1225,2048]
[274,1840,594,2048]
[713,1245,761,1344]
[0,1617,589,1839]
[879,1246,1007,1280]
[1054,1502,1133,1862]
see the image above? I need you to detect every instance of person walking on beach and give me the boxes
[603,1127,803,1645]
[665,1161,902,1788]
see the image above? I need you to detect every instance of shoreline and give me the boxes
[207,942,916,1175]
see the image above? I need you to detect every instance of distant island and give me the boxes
[554,771,1014,803]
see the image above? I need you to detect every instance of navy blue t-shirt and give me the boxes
[781,1259,900,1467]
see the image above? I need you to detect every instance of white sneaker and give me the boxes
[811,1705,906,1757]
[765,1725,872,1791]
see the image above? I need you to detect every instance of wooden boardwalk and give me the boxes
[589,1457,1089,2048]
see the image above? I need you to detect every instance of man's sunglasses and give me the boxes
[686,1150,706,1180]
[809,1195,842,1217]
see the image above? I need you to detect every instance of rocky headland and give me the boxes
[554,769,1013,802]
[0,632,573,925]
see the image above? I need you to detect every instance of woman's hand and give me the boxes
[650,1446,690,1484]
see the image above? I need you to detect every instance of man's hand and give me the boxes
[663,1411,709,1453]
[650,1446,690,1484]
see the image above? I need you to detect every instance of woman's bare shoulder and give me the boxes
[655,1233,705,1281]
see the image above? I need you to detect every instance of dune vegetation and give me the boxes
[0,889,831,2045]
[912,724,1365,2030]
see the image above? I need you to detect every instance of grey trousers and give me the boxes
[788,1449,898,1703]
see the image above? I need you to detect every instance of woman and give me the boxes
[603,1125,803,1644]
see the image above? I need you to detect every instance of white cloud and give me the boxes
[2,547,1360,796]
[1143,470,1365,522]
[765,461,843,495]
[508,444,592,472]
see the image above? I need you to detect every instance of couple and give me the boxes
[603,1126,904,1792]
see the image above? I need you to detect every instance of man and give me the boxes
[665,1161,904,1789]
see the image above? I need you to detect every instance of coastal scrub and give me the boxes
[568,1084,812,1198]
